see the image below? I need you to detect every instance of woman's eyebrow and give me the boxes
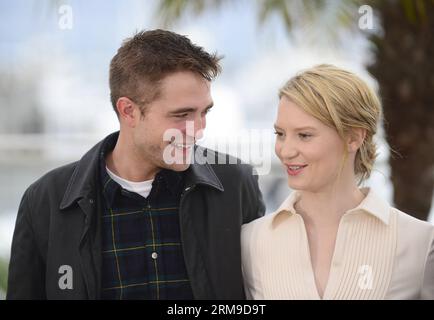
[273,124,283,130]
[273,125,317,131]
[294,126,317,131]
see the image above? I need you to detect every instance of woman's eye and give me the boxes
[298,133,312,139]
[274,131,283,137]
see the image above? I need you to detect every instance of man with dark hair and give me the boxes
[7,29,265,299]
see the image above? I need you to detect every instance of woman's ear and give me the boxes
[347,128,367,153]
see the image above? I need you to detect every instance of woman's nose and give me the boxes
[279,141,299,160]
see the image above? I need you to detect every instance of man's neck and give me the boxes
[106,132,160,182]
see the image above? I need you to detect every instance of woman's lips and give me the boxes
[286,164,308,176]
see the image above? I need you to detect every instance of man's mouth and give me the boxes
[171,142,194,150]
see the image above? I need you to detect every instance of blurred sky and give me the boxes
[0,0,373,135]
[0,0,432,257]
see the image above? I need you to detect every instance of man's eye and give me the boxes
[175,113,188,118]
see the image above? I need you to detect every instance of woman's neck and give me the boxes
[295,180,366,227]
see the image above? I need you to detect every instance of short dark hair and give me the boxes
[109,29,222,115]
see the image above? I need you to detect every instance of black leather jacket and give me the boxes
[7,132,265,299]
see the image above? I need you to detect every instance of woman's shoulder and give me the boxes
[353,188,433,243]
[393,207,434,244]
[394,206,434,230]
[242,191,300,236]
[242,210,277,235]
[241,208,291,259]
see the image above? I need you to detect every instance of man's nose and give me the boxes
[193,116,205,141]
[184,118,205,143]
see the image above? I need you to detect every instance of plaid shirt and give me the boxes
[99,137,194,299]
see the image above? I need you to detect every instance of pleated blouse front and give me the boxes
[241,189,434,300]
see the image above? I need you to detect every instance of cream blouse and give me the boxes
[241,188,434,300]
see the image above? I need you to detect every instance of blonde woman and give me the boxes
[241,64,434,300]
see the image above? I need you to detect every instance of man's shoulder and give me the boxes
[26,161,79,197]
[26,132,115,194]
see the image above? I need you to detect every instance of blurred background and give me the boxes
[0,0,433,298]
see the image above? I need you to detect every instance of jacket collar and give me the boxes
[59,132,110,210]
[185,146,224,192]
[272,187,391,226]
[60,132,224,210]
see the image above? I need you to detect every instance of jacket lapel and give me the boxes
[180,148,225,299]
[77,197,98,299]
[59,132,119,299]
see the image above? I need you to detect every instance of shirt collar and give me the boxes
[272,187,391,226]
[156,169,185,196]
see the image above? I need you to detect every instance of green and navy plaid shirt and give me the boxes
[99,136,194,299]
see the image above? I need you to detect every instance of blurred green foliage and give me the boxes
[0,257,8,296]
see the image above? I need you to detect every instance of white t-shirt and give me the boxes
[106,166,154,199]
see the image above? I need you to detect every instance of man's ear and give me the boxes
[116,97,138,127]
[347,128,367,153]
